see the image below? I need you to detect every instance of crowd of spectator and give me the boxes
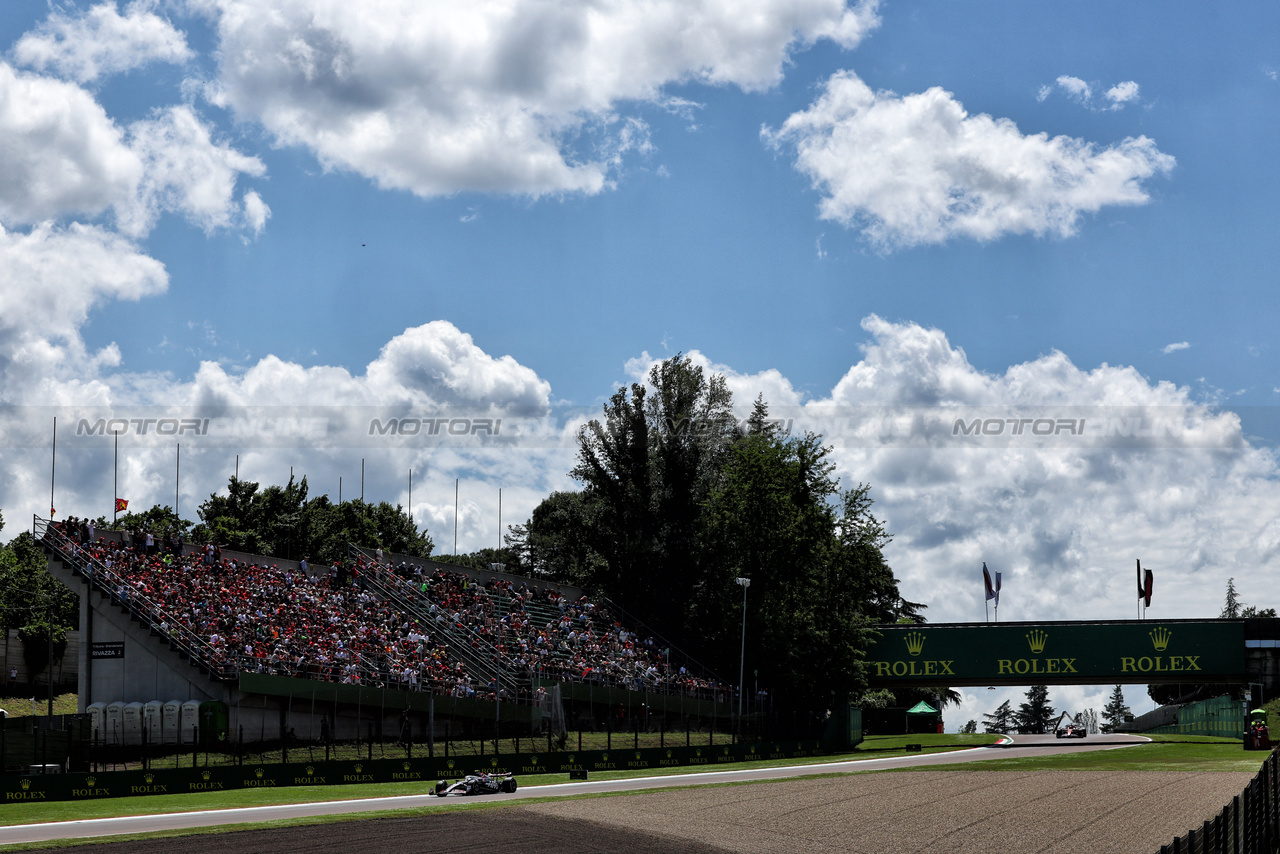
[43,517,734,705]
[365,555,730,700]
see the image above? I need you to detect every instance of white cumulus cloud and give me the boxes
[1055,75,1092,103]
[0,63,266,238]
[121,105,266,237]
[763,70,1175,248]
[1162,341,1190,354]
[195,0,880,198]
[12,1,193,83]
[1043,76,1141,111]
[0,221,167,395]
[1105,80,1141,108]
[810,316,1275,627]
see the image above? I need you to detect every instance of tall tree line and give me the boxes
[506,355,918,712]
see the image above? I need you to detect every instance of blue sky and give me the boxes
[3,0,1279,725]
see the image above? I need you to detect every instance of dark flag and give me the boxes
[1143,568,1153,608]
[1137,559,1143,599]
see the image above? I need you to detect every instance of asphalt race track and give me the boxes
[0,733,1170,848]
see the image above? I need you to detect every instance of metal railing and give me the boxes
[1155,747,1278,854]
[34,516,236,682]
[346,545,518,697]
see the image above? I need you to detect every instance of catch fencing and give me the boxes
[1156,747,1278,854]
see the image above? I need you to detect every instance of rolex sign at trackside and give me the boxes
[866,620,1246,687]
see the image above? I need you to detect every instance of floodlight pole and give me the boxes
[735,578,751,721]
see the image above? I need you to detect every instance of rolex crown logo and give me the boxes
[354,763,363,773]
[1026,629,1048,654]
[143,772,154,784]
[666,750,672,758]
[635,752,641,760]
[86,776,97,787]
[202,770,211,780]
[904,631,926,657]
[600,753,608,762]
[448,759,456,768]
[255,767,264,778]
[1150,627,1172,651]
[402,762,411,771]
[20,779,30,790]
[530,756,538,764]
[308,766,317,775]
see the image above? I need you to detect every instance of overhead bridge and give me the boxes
[865,619,1280,689]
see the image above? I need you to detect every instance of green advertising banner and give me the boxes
[866,620,1246,687]
[0,740,826,803]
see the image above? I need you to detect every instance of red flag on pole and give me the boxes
[115,498,128,512]
[983,563,995,601]
[1143,569,1153,608]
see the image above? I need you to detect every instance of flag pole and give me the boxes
[994,572,1000,623]
[1137,559,1142,620]
[113,429,119,527]
[49,416,56,518]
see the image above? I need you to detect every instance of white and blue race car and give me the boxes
[433,771,518,796]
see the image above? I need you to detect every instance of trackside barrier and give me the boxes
[0,739,824,802]
[1155,747,1278,854]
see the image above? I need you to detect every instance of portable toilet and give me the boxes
[143,701,163,744]
[122,702,144,745]
[162,701,181,744]
[198,701,229,747]
[180,700,201,745]
[87,702,106,744]
[105,702,125,745]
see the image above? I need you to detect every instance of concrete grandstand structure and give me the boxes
[35,517,739,749]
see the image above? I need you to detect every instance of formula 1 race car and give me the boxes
[433,771,518,796]
[1055,723,1087,739]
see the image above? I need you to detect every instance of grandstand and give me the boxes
[34,516,739,751]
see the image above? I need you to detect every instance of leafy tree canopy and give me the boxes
[520,356,917,712]
[0,512,79,636]
[189,476,433,565]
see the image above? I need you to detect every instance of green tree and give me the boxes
[505,491,606,585]
[570,353,737,623]
[1221,577,1242,618]
[960,719,978,734]
[1101,685,1132,733]
[191,477,432,565]
[0,513,79,690]
[982,700,1015,734]
[113,505,193,539]
[1015,685,1055,734]
[526,361,914,721]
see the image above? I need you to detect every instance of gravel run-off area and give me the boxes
[60,769,1256,854]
